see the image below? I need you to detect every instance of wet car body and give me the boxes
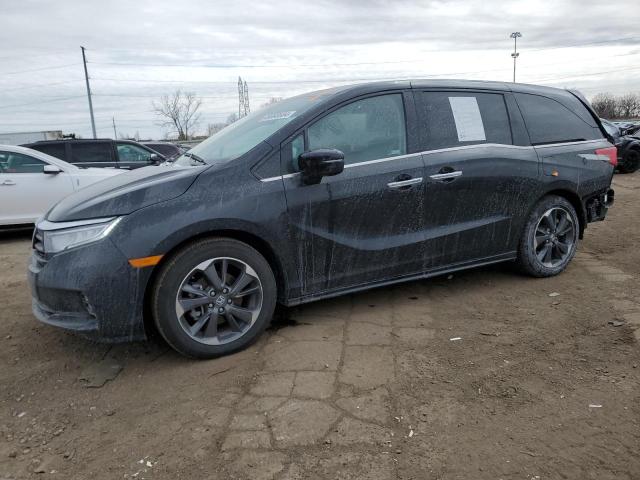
[29,80,615,347]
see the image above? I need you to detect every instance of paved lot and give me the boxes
[1,172,639,479]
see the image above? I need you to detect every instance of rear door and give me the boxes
[282,92,427,296]
[68,141,117,168]
[415,90,540,269]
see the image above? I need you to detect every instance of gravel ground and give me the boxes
[1,172,639,480]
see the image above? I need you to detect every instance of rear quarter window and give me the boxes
[419,91,512,150]
[70,143,113,164]
[515,93,602,145]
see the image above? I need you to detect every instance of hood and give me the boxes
[76,166,124,176]
[47,164,204,222]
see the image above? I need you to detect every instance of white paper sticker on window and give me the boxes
[448,97,486,142]
[259,111,296,122]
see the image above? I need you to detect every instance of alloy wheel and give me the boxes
[175,257,263,345]
[533,207,576,268]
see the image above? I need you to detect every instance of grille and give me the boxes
[32,228,45,256]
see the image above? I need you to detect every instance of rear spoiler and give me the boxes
[567,89,614,144]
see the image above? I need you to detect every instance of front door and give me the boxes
[282,92,427,297]
[0,151,73,224]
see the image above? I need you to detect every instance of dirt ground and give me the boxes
[1,172,639,480]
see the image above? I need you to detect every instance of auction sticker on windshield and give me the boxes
[260,111,296,122]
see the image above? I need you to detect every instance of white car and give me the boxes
[0,144,124,226]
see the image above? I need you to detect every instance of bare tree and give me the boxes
[616,93,640,119]
[226,112,239,125]
[206,122,228,136]
[591,93,617,119]
[153,90,202,140]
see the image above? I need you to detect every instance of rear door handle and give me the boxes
[1,180,16,186]
[387,177,423,189]
[429,171,462,182]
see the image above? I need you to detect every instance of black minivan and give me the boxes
[23,139,166,169]
[28,80,615,358]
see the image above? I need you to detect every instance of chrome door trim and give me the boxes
[260,140,604,183]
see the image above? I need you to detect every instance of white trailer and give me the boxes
[0,130,63,146]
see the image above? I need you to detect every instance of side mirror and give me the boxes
[43,165,62,175]
[298,149,345,185]
[149,153,161,165]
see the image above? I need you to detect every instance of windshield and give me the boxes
[174,90,338,167]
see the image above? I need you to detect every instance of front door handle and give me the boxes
[429,169,462,182]
[1,180,16,186]
[387,177,423,190]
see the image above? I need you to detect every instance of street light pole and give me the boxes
[510,32,522,83]
[80,46,97,139]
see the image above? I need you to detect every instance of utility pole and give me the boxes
[112,117,117,139]
[80,46,97,139]
[510,32,522,83]
[238,77,244,118]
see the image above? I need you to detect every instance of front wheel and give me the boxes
[151,238,277,358]
[517,195,579,277]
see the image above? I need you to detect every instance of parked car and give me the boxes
[29,80,615,358]
[0,145,123,226]
[143,142,186,161]
[22,139,166,169]
[601,119,640,173]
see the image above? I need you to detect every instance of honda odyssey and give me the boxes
[28,80,615,358]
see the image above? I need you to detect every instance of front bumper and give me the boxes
[28,237,147,342]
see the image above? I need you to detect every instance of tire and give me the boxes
[618,148,640,174]
[151,238,277,359]
[516,195,579,277]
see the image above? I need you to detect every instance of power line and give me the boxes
[1,79,84,92]
[3,63,81,75]
[0,95,85,110]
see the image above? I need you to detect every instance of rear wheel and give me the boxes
[517,195,579,277]
[618,148,640,174]
[151,238,277,358]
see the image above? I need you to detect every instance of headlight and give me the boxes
[41,217,121,254]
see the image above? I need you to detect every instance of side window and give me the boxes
[0,152,46,173]
[515,93,602,145]
[70,143,113,164]
[419,91,512,150]
[307,94,406,165]
[31,143,66,161]
[116,143,153,163]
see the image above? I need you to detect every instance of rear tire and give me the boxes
[618,148,640,174]
[151,238,277,359]
[517,195,579,277]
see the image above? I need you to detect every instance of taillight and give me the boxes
[595,146,617,167]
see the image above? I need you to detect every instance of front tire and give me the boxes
[151,238,277,359]
[517,195,579,277]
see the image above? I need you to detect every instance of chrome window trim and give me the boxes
[258,139,605,183]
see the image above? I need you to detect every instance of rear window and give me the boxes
[70,143,113,164]
[418,91,512,150]
[515,93,602,145]
[30,143,66,160]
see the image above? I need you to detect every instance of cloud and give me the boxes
[0,0,638,139]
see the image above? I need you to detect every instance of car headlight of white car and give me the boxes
[39,217,121,254]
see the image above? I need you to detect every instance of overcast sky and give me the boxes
[0,0,638,140]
